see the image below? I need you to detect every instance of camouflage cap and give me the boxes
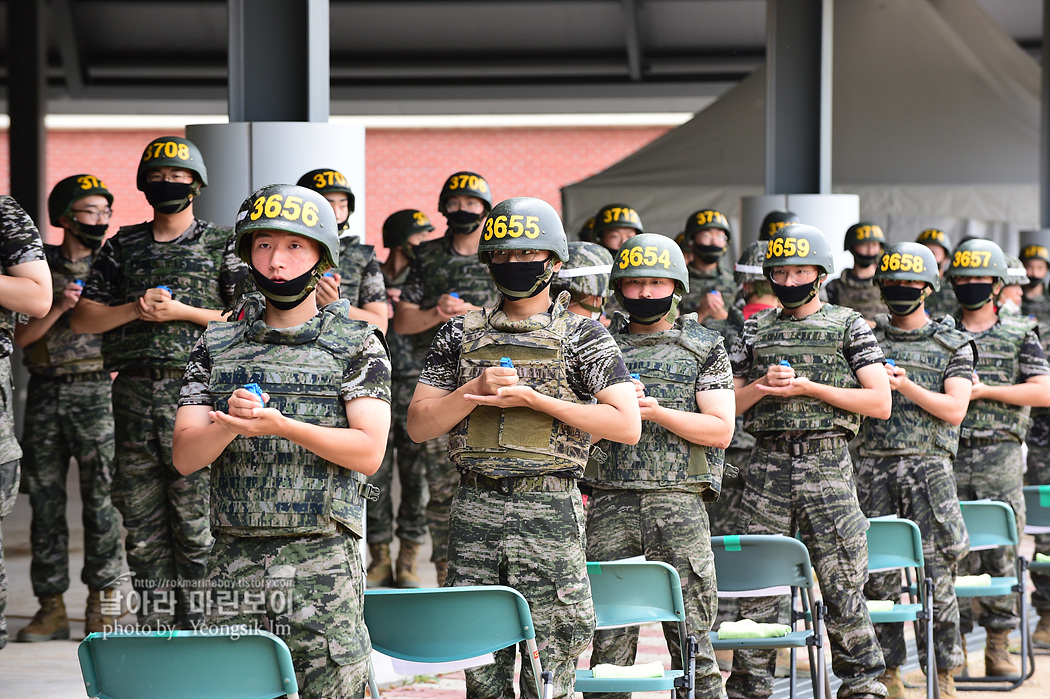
[553,241,614,298]
[1003,254,1030,286]
[735,240,767,285]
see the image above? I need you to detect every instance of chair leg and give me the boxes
[367,657,381,699]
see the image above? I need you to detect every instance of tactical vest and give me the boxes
[206,297,378,537]
[745,304,864,437]
[23,245,104,377]
[960,314,1033,442]
[827,269,884,322]
[593,313,723,500]
[1022,292,1050,326]
[447,293,591,477]
[101,220,233,371]
[337,239,375,307]
[858,316,971,457]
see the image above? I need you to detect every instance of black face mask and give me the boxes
[691,243,725,264]
[853,253,880,267]
[72,221,108,249]
[770,279,820,309]
[446,210,483,235]
[880,285,926,316]
[1027,276,1045,291]
[621,295,675,324]
[142,181,195,215]
[250,266,319,310]
[488,259,553,298]
[953,282,996,310]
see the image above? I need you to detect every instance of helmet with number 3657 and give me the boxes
[873,242,940,291]
[477,197,569,263]
[944,238,1008,281]
[234,183,339,269]
[763,224,835,275]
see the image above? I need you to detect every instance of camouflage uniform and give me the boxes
[728,304,888,699]
[855,315,974,672]
[923,285,959,322]
[418,293,631,699]
[20,245,122,600]
[368,263,428,546]
[82,218,247,627]
[335,237,386,309]
[586,312,731,699]
[179,295,391,699]
[678,264,741,339]
[0,196,46,648]
[824,269,884,323]
[398,234,501,562]
[1021,293,1050,613]
[952,313,1050,634]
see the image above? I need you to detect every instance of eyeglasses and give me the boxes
[145,171,194,184]
[769,268,818,284]
[489,250,542,263]
[71,207,114,223]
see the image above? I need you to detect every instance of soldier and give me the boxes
[998,254,1029,316]
[0,196,53,650]
[728,223,892,699]
[392,171,501,585]
[71,136,248,629]
[173,183,390,699]
[1019,231,1050,646]
[586,233,735,699]
[368,209,436,588]
[758,209,799,242]
[677,209,739,336]
[15,176,123,642]
[297,168,387,332]
[591,203,643,258]
[916,228,958,320]
[407,197,640,699]
[551,240,613,322]
[946,238,1050,677]
[856,242,974,699]
[825,222,887,327]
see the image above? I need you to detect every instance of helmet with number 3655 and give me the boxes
[944,238,1008,281]
[763,224,835,276]
[873,242,940,291]
[234,183,339,269]
[477,197,569,263]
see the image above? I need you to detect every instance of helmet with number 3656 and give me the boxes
[234,183,339,269]
[763,224,835,276]
[477,197,569,263]
[873,242,940,291]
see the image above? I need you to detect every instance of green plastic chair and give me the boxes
[77,629,298,699]
[363,586,552,699]
[954,499,1034,691]
[709,535,829,699]
[574,560,696,699]
[1023,484,1050,567]
[865,516,938,699]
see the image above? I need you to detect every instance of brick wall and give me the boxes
[0,125,667,249]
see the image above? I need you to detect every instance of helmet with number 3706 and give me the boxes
[763,224,835,276]
[873,242,940,291]
[234,183,339,269]
[297,168,356,214]
[477,197,569,263]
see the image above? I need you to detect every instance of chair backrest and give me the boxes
[364,586,536,663]
[1023,485,1050,528]
[710,535,814,594]
[959,500,1018,550]
[77,630,298,699]
[865,516,925,573]
[585,560,685,629]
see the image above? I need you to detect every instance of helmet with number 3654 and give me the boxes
[763,224,835,275]
[610,234,689,291]
[873,242,940,291]
[477,197,569,263]
[234,183,339,269]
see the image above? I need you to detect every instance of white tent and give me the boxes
[561,0,1041,250]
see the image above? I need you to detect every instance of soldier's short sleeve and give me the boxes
[944,341,975,381]
[399,256,426,307]
[843,315,885,372]
[357,251,387,305]
[340,332,392,403]
[0,197,45,268]
[696,339,734,392]
[179,334,214,407]
[730,316,757,378]
[219,231,250,306]
[1020,330,1050,379]
[81,237,119,305]
[417,316,464,391]
[566,317,631,398]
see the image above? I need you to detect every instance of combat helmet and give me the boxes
[479,197,567,299]
[297,168,356,216]
[553,241,614,300]
[136,136,208,190]
[610,233,689,324]
[759,209,800,241]
[383,209,434,250]
[235,183,339,270]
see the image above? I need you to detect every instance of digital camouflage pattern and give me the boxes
[824,269,885,323]
[678,264,740,337]
[1026,418,1050,611]
[0,456,19,648]
[586,491,723,699]
[0,196,46,360]
[205,531,370,699]
[551,241,613,300]
[335,239,386,308]
[82,218,246,371]
[858,453,968,672]
[447,484,594,699]
[923,285,959,322]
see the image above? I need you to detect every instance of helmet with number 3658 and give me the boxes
[873,242,940,291]
[763,224,835,276]
[234,183,339,269]
[477,197,569,263]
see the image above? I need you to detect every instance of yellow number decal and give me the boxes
[524,216,540,238]
[143,140,189,162]
[797,238,809,257]
[302,201,319,227]
[783,239,796,256]
[507,215,524,238]
[629,247,643,266]
[656,249,671,268]
[618,248,631,269]
[899,254,912,272]
[249,196,266,221]
[642,246,657,266]
[282,195,303,222]
[77,175,105,190]
[413,211,430,226]
[313,173,326,188]
[264,194,283,219]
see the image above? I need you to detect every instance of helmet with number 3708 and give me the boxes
[136,136,208,191]
[873,242,940,291]
[763,224,835,276]
[477,197,569,263]
[234,183,339,269]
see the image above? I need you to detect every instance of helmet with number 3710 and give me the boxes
[477,197,569,263]
[234,183,339,269]
[873,242,940,291]
[944,238,1008,281]
[763,224,835,276]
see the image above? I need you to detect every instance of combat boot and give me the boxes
[17,595,70,642]
[434,558,448,587]
[937,668,959,699]
[366,543,394,588]
[984,627,1019,676]
[395,539,423,589]
[876,666,915,699]
[1032,609,1050,648]
[85,587,117,635]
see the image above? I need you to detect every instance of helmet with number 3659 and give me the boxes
[873,242,940,291]
[234,183,339,269]
[477,197,569,263]
[763,224,834,276]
